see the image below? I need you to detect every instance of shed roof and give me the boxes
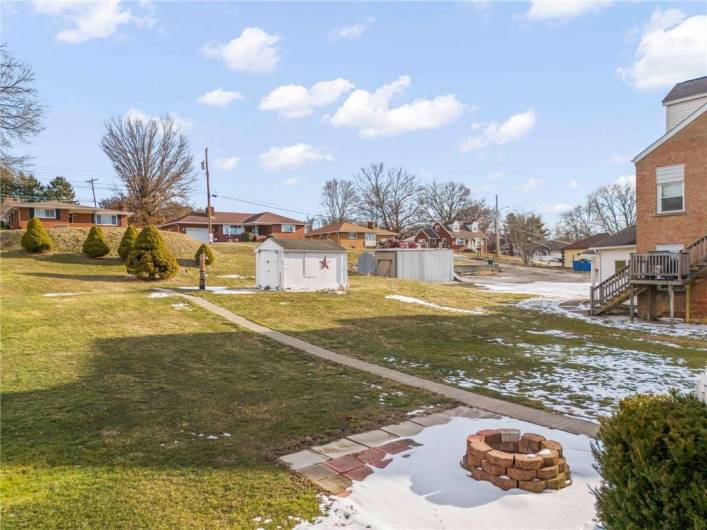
[662,76,707,104]
[562,233,610,250]
[265,238,345,251]
[591,226,636,248]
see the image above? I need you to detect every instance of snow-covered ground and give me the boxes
[297,416,600,530]
[386,294,485,314]
[471,280,590,300]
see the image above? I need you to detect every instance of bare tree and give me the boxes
[355,162,421,233]
[0,44,44,171]
[320,178,358,224]
[101,116,196,225]
[557,203,595,240]
[589,182,636,234]
[504,211,548,265]
[418,180,471,223]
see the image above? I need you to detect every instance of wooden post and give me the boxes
[199,252,206,291]
[669,284,674,326]
[629,284,635,322]
[685,283,691,323]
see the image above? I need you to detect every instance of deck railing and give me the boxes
[686,234,707,270]
[630,252,690,281]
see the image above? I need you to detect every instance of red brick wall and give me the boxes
[635,112,707,321]
[13,208,128,229]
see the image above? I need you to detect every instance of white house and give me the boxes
[255,238,348,291]
[585,226,637,286]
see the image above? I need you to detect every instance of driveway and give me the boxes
[460,263,591,300]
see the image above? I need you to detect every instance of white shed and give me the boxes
[374,248,454,282]
[256,238,348,291]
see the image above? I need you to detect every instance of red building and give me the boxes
[2,201,131,229]
[414,221,487,252]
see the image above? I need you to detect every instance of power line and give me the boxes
[212,192,322,218]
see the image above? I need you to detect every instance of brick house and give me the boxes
[590,77,707,321]
[305,222,397,249]
[2,201,131,229]
[159,208,305,242]
[414,221,487,252]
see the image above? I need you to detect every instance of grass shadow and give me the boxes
[23,271,132,282]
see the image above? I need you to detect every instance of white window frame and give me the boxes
[455,238,465,246]
[281,224,295,233]
[251,226,259,236]
[223,225,244,236]
[35,208,57,219]
[656,164,685,214]
[347,232,357,240]
[95,214,118,225]
[364,233,376,242]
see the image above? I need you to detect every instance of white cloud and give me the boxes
[526,0,612,21]
[201,27,280,73]
[539,203,574,214]
[215,157,240,171]
[32,0,149,43]
[490,170,504,181]
[569,179,580,188]
[327,75,465,138]
[260,79,354,119]
[460,108,536,152]
[259,143,334,171]
[124,108,193,132]
[615,174,635,186]
[283,177,299,186]
[516,177,545,193]
[197,88,243,107]
[329,18,374,40]
[617,10,707,90]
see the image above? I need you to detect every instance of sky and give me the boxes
[3,0,706,225]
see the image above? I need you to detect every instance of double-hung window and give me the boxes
[35,208,57,219]
[364,233,376,242]
[95,214,118,225]
[348,232,357,240]
[224,225,244,236]
[281,224,295,233]
[656,165,684,214]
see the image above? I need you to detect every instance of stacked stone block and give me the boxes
[460,428,572,493]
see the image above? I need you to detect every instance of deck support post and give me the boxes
[669,284,675,326]
[629,284,635,322]
[685,284,691,323]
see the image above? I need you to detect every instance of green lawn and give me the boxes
[0,246,451,528]
[189,245,705,420]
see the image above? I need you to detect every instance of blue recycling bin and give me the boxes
[572,259,591,272]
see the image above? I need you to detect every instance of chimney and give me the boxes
[367,221,375,229]
[205,206,215,216]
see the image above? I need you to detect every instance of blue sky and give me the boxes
[3,1,706,224]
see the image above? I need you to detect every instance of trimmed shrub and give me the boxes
[21,217,53,253]
[592,392,706,530]
[82,225,110,258]
[126,226,178,281]
[118,225,138,262]
[194,243,215,266]
[239,232,254,243]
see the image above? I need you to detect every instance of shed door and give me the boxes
[259,250,280,289]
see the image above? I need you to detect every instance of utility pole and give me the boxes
[495,194,501,260]
[202,148,213,243]
[86,178,98,208]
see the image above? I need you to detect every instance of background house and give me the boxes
[586,226,637,286]
[414,221,486,252]
[305,222,397,249]
[529,239,569,265]
[561,233,609,269]
[2,201,131,229]
[160,208,305,242]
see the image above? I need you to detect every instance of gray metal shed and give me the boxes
[374,248,454,282]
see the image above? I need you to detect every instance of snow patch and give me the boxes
[171,302,192,311]
[147,291,173,298]
[44,292,81,297]
[472,280,590,300]
[385,295,484,315]
[296,416,600,529]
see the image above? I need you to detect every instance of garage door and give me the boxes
[185,228,210,242]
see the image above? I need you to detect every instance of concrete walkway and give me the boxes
[165,289,599,438]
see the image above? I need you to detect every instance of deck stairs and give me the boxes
[590,234,707,316]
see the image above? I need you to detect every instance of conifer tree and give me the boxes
[194,243,215,266]
[82,225,110,258]
[20,217,53,253]
[118,225,138,262]
[126,226,178,280]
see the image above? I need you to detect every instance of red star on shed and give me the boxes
[320,256,329,270]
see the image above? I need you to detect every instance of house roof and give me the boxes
[7,201,131,216]
[634,102,707,163]
[160,210,304,226]
[562,233,610,250]
[449,228,485,239]
[662,76,707,104]
[308,222,375,236]
[265,238,345,251]
[591,226,636,249]
[416,227,440,239]
[534,239,570,251]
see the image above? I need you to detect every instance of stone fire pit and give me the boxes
[461,428,572,493]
